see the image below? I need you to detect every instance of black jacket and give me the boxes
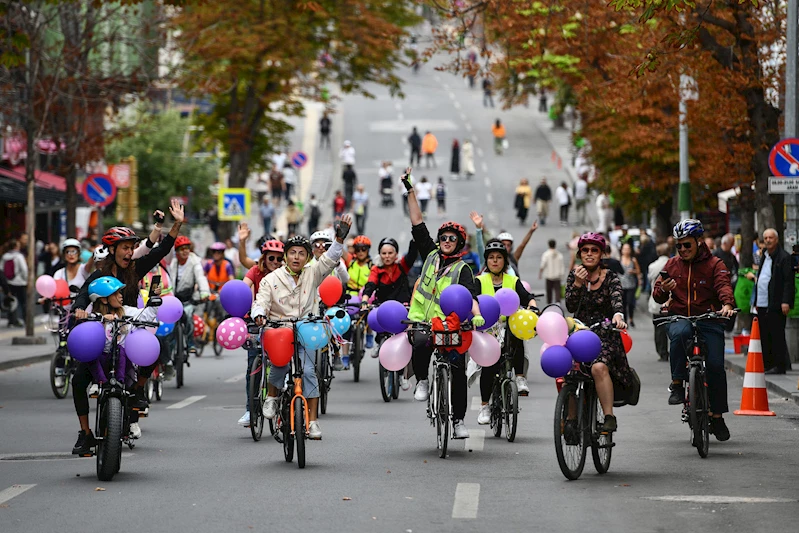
[411,223,480,300]
[755,245,795,312]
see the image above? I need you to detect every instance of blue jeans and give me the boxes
[267,346,319,399]
[245,346,258,410]
[668,320,728,414]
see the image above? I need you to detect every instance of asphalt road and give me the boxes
[2,45,799,533]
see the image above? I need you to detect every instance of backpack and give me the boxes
[309,204,321,221]
[3,256,15,280]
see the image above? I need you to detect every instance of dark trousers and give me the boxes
[412,343,467,420]
[479,333,524,402]
[517,207,528,224]
[410,147,421,166]
[654,318,669,359]
[559,204,569,223]
[8,284,25,325]
[668,320,728,414]
[424,153,436,168]
[344,184,354,208]
[545,278,561,304]
[622,288,636,322]
[320,132,330,149]
[355,213,366,234]
[757,308,790,372]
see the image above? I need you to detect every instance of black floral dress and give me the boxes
[564,270,633,388]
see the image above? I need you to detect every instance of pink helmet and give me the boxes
[577,232,606,251]
[209,242,226,251]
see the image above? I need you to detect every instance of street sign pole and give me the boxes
[786,0,799,247]
[678,74,697,220]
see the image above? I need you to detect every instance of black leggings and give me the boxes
[73,360,156,422]
[479,333,524,402]
[411,342,467,420]
[622,288,636,322]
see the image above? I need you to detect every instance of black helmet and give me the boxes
[483,238,508,262]
[378,237,399,252]
[284,235,312,254]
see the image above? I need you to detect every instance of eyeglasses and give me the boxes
[580,246,601,255]
[266,255,282,262]
[354,245,370,252]
[313,241,328,248]
[64,249,79,256]
[675,242,693,250]
[439,235,458,243]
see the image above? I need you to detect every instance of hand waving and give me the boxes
[238,223,250,243]
[469,211,483,229]
[169,198,185,224]
[336,214,352,241]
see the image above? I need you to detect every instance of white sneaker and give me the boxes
[414,379,429,401]
[308,421,322,440]
[129,423,142,439]
[477,405,491,425]
[54,377,66,388]
[238,411,250,427]
[263,397,278,419]
[371,349,379,358]
[400,377,411,391]
[516,376,530,395]
[88,383,99,397]
[453,419,469,439]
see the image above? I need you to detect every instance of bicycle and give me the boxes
[315,339,339,415]
[403,318,473,459]
[46,296,75,399]
[654,311,735,458]
[487,320,519,442]
[554,320,620,480]
[377,332,402,403]
[346,301,368,382]
[244,324,269,441]
[204,291,225,356]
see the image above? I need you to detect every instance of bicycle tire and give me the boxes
[490,377,503,438]
[155,378,163,401]
[49,350,70,399]
[379,363,392,402]
[249,358,265,442]
[282,399,294,462]
[97,396,123,481]
[554,383,587,480]
[437,366,450,459]
[318,349,329,415]
[392,370,401,400]
[689,367,710,458]
[504,379,519,442]
[590,392,613,474]
[213,335,222,356]
[145,378,155,403]
[175,331,184,389]
[294,397,306,469]
[352,328,362,382]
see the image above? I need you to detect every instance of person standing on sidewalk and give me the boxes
[573,174,589,225]
[534,178,552,226]
[539,239,565,304]
[647,242,670,361]
[2,238,27,327]
[422,131,438,168]
[319,112,331,149]
[260,197,275,237]
[352,184,369,234]
[555,181,572,226]
[514,178,533,225]
[408,127,422,166]
[342,164,357,208]
[745,228,794,374]
[461,139,475,179]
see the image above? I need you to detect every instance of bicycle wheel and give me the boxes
[49,350,70,399]
[504,379,519,442]
[392,370,401,400]
[590,393,613,474]
[352,328,362,382]
[155,377,163,401]
[282,399,294,462]
[554,383,587,480]
[490,377,503,438]
[318,349,330,415]
[249,358,265,441]
[379,363,392,402]
[436,367,450,459]
[145,378,155,403]
[97,396,123,481]
[689,367,710,458]
[294,397,306,469]
[175,331,184,389]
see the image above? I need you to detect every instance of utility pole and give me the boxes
[678,74,698,220]
[785,0,799,367]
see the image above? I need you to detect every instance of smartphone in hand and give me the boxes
[148,275,163,307]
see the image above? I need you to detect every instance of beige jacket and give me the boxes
[251,241,344,320]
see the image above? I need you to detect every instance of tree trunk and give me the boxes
[655,194,673,241]
[739,186,756,269]
[24,119,36,338]
[228,146,254,189]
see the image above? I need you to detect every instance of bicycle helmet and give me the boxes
[94,246,109,262]
[310,230,333,243]
[261,239,284,254]
[61,238,81,253]
[89,276,126,302]
[673,219,704,240]
[577,232,607,251]
[209,241,226,251]
[378,237,399,252]
[496,232,513,243]
[438,221,467,244]
[353,235,372,247]
[483,238,509,261]
[102,227,140,247]
[175,235,192,249]
[285,235,312,254]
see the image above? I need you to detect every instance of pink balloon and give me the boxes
[216,317,248,350]
[521,280,532,293]
[36,275,56,299]
[469,331,501,367]
[378,333,412,371]
[536,311,569,346]
[540,342,551,356]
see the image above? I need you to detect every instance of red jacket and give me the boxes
[652,244,734,316]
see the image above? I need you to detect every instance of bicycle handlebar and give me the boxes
[400,319,475,332]
[653,309,738,327]
[85,313,160,329]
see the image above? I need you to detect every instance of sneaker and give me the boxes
[400,377,411,391]
[163,362,175,381]
[710,417,731,441]
[515,376,530,395]
[238,411,251,427]
[341,355,350,369]
[54,376,66,388]
[668,383,685,405]
[133,388,149,411]
[453,419,469,439]
[563,420,580,445]
[72,430,97,455]
[263,397,278,419]
[129,422,142,439]
[88,383,99,398]
[414,379,430,401]
[365,333,375,349]
[477,405,491,425]
[370,347,379,358]
[188,346,197,356]
[601,414,617,433]
[308,421,322,440]
[333,356,344,371]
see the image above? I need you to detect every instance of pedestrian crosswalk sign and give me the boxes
[218,188,250,221]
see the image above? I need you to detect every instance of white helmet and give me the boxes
[496,232,513,243]
[61,238,81,253]
[310,229,334,243]
[94,246,109,262]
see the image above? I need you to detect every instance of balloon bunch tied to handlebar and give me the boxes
[538,315,629,379]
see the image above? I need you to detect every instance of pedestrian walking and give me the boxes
[260,196,275,236]
[637,233,657,292]
[539,239,565,304]
[352,184,369,234]
[339,140,356,167]
[307,194,322,235]
[436,177,447,215]
[534,178,552,226]
[319,112,331,149]
[2,238,27,327]
[619,242,641,327]
[408,127,421,166]
[415,176,433,216]
[269,164,284,207]
[342,164,357,208]
[207,207,220,241]
[461,139,475,179]
[746,228,794,374]
[285,201,303,237]
[282,161,297,201]
[555,181,572,226]
[333,190,346,219]
[538,89,548,113]
[491,119,506,155]
[514,178,532,225]
[595,191,612,233]
[647,242,671,361]
[450,139,460,177]
[573,173,589,225]
[482,77,494,108]
[422,131,438,168]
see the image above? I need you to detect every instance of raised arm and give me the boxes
[513,220,539,263]
[237,223,256,270]
[402,169,424,226]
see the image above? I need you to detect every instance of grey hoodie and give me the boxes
[1,250,27,286]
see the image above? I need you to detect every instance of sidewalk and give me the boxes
[0,315,53,371]
[724,355,799,406]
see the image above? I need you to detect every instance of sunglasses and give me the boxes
[354,245,370,252]
[313,241,328,248]
[580,246,601,255]
[675,242,693,250]
[266,255,282,262]
[64,249,79,256]
[439,235,458,243]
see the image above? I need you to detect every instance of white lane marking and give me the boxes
[642,496,797,504]
[435,75,442,82]
[481,162,488,172]
[488,213,499,224]
[465,430,485,452]
[453,101,461,109]
[477,147,484,157]
[448,91,456,100]
[464,122,471,131]
[470,396,481,410]
[395,102,402,111]
[460,113,468,121]
[224,373,246,383]
[486,193,493,204]
[0,484,36,505]
[452,483,480,519]
[166,395,206,410]
[484,177,491,187]
[397,112,404,121]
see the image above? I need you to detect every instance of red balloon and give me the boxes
[263,328,294,367]
[319,276,343,307]
[620,330,633,353]
[53,279,70,300]
[192,314,205,338]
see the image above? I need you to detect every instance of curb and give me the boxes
[724,358,799,407]
[0,353,51,372]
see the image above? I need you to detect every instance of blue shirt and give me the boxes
[756,252,772,307]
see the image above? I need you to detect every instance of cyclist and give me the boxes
[53,239,96,295]
[564,232,629,435]
[652,219,735,441]
[252,215,353,440]
[205,242,235,293]
[342,235,374,365]
[402,170,485,440]
[170,235,210,360]
[71,199,184,455]
[311,229,349,284]
[476,239,538,425]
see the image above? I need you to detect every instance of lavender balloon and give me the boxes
[67,321,106,363]
[367,308,386,333]
[476,295,501,330]
[157,295,183,324]
[346,294,360,316]
[541,345,574,378]
[377,300,408,334]
[440,284,472,320]
[125,329,161,366]
[565,330,602,363]
[220,279,253,318]
[495,288,520,316]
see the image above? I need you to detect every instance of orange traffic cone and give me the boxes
[734,317,775,416]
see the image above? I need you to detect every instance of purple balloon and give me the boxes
[67,321,106,363]
[377,300,408,334]
[125,329,161,367]
[220,279,254,318]
[137,295,144,309]
[476,295,501,330]
[346,294,360,316]
[495,288,521,316]
[157,295,183,324]
[440,284,472,321]
[367,308,386,333]
[541,345,574,378]
[565,330,602,363]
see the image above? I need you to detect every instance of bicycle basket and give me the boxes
[431,316,462,348]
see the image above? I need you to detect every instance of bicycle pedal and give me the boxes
[518,391,529,396]
[79,452,95,458]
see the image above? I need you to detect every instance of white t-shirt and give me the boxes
[415,181,433,201]
[574,179,588,201]
[54,263,91,290]
[555,186,571,206]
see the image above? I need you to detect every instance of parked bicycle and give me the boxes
[46,296,75,399]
